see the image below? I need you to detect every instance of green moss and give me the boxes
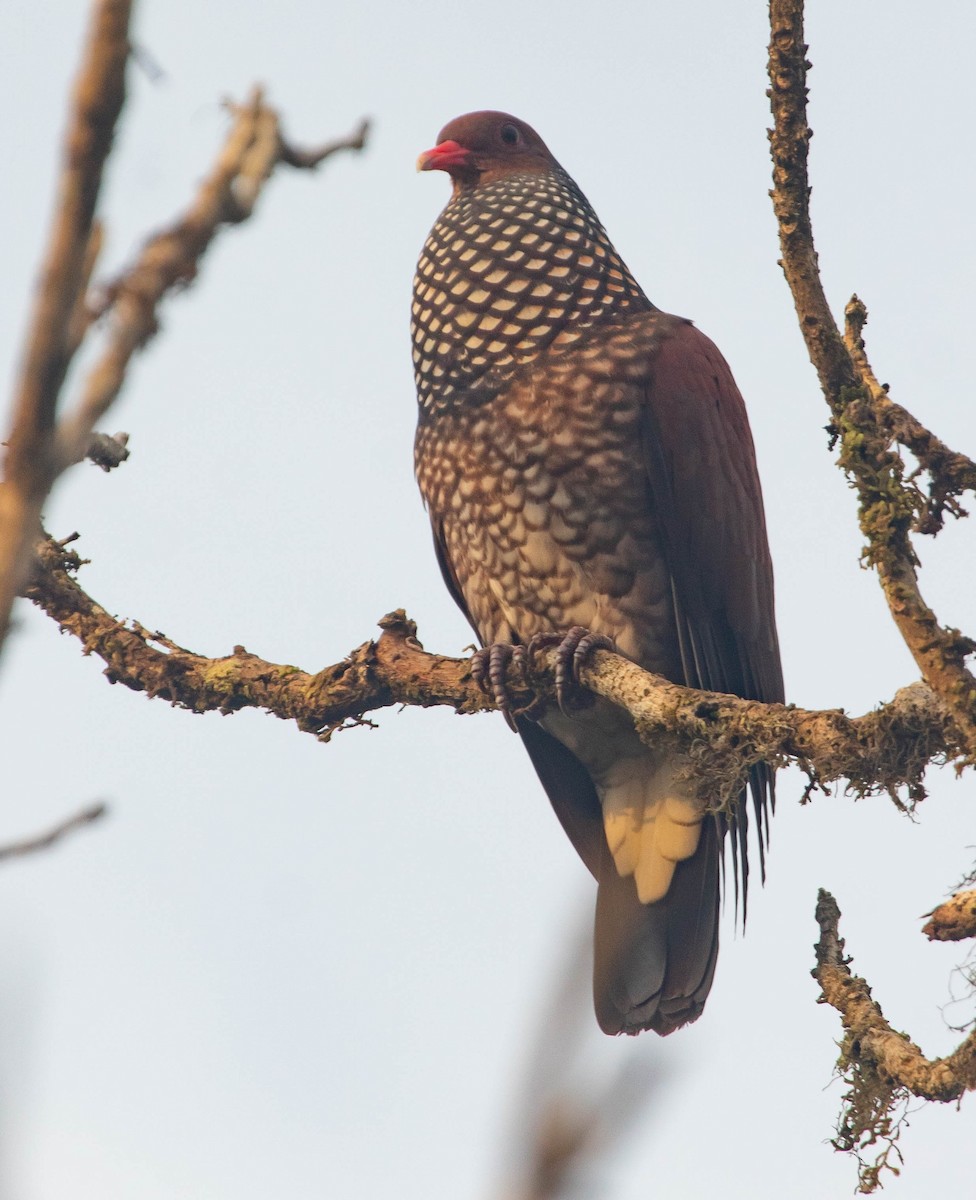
[832,1033,910,1194]
[201,659,244,694]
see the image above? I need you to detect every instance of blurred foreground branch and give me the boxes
[0,0,130,652]
[0,802,106,863]
[497,924,656,1199]
[0,0,369,659]
[922,891,976,943]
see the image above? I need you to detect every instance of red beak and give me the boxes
[416,140,472,173]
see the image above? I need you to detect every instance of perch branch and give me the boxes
[767,0,976,760]
[25,535,963,804]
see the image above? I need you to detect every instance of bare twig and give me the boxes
[54,89,370,469]
[24,535,963,806]
[0,0,130,652]
[0,802,107,862]
[767,0,976,761]
[278,116,371,169]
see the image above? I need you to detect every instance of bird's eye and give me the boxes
[500,123,521,146]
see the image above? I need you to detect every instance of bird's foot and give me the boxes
[470,642,528,733]
[471,627,616,727]
[523,626,616,714]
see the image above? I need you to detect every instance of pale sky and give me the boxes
[1,2,974,1197]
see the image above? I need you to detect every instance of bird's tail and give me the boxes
[517,719,721,1036]
[593,814,719,1035]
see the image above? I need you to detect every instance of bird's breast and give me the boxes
[415,330,681,674]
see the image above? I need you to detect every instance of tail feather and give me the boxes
[518,719,721,1036]
[595,816,719,1036]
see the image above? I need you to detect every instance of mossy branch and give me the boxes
[813,890,976,1192]
[26,535,963,806]
[767,0,976,761]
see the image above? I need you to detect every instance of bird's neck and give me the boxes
[412,169,653,414]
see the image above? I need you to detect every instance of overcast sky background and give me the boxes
[1,2,974,1197]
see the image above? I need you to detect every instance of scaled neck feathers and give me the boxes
[412,168,654,414]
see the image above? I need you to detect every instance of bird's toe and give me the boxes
[470,643,525,732]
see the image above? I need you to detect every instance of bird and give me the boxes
[412,111,783,1035]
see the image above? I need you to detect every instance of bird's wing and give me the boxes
[429,516,481,641]
[639,316,784,898]
[639,317,782,705]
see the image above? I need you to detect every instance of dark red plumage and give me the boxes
[412,112,782,1035]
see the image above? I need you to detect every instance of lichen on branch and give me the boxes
[25,535,963,809]
[813,890,976,1192]
[767,0,976,761]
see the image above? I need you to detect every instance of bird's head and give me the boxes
[417,111,556,191]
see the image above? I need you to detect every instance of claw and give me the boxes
[524,626,615,714]
[472,628,615,727]
[470,643,525,732]
[570,626,614,683]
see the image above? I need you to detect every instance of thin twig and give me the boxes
[278,116,371,169]
[0,802,107,862]
[54,88,370,469]
[842,299,976,534]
